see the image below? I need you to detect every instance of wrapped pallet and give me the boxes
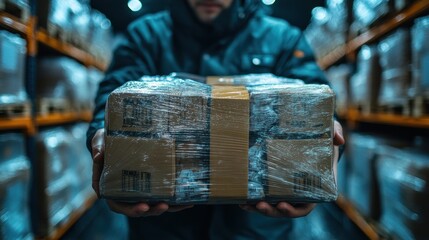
[100,74,337,204]
[0,133,32,240]
[376,147,429,240]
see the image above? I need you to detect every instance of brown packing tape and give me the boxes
[210,86,250,199]
[266,138,337,201]
[102,136,176,199]
[206,76,234,85]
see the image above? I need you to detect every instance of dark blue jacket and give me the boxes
[87,0,328,145]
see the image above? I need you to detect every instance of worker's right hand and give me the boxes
[91,128,193,217]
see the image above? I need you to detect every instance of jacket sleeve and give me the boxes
[273,27,329,86]
[86,22,158,151]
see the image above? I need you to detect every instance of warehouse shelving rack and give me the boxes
[317,1,429,240]
[0,2,105,239]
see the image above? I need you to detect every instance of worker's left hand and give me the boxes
[240,120,345,218]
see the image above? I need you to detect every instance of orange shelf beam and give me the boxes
[347,109,429,128]
[336,195,381,240]
[0,117,35,135]
[0,11,28,34]
[319,0,429,69]
[36,111,93,126]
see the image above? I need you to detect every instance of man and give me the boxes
[88,0,345,239]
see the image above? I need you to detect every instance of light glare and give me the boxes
[128,0,142,12]
[262,0,276,5]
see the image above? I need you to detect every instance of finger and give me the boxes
[107,201,150,218]
[276,202,316,218]
[145,203,169,216]
[167,205,194,212]
[91,129,105,197]
[333,121,345,146]
[239,204,258,212]
[255,202,282,217]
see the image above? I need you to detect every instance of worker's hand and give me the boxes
[106,201,194,217]
[240,121,345,218]
[240,202,316,218]
[91,128,193,217]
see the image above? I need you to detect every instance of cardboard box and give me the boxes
[101,136,176,200]
[276,85,334,136]
[209,86,249,200]
[266,138,337,201]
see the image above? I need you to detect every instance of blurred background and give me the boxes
[1,0,429,239]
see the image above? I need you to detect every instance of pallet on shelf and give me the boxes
[411,96,429,117]
[0,101,31,118]
[37,98,71,116]
[0,0,30,23]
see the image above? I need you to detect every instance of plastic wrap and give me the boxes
[353,0,391,28]
[411,16,429,97]
[350,45,381,113]
[37,57,90,111]
[67,123,94,209]
[346,132,411,219]
[378,28,411,106]
[0,30,27,105]
[0,133,32,240]
[37,128,74,229]
[101,74,337,204]
[325,64,352,115]
[376,147,429,240]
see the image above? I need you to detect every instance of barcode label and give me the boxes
[122,170,151,193]
[122,98,153,128]
[293,172,322,193]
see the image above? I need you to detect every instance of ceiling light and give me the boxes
[262,0,276,5]
[128,0,142,12]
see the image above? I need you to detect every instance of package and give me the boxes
[0,133,32,240]
[350,45,381,113]
[376,147,429,240]
[353,0,392,28]
[411,16,429,98]
[1,0,30,22]
[37,57,90,112]
[0,30,27,105]
[35,128,76,235]
[346,132,410,219]
[378,29,411,106]
[101,74,337,204]
[325,64,352,115]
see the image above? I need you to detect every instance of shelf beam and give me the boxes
[346,108,429,128]
[36,111,93,126]
[319,0,429,69]
[0,11,28,34]
[336,195,380,240]
[0,117,35,135]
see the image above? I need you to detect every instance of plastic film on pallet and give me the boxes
[100,74,337,204]
[376,147,429,240]
[0,133,33,240]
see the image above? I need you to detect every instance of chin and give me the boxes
[197,12,220,23]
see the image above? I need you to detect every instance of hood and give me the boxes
[170,0,262,45]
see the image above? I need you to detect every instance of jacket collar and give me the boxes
[170,0,261,46]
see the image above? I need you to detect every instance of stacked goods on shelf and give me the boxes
[36,57,99,114]
[37,0,113,64]
[325,64,352,115]
[305,0,350,60]
[35,125,94,236]
[67,123,93,210]
[345,133,411,220]
[376,146,429,240]
[351,0,392,33]
[87,67,104,111]
[411,16,429,117]
[349,45,381,114]
[377,28,412,114]
[0,0,30,22]
[0,30,29,117]
[101,74,337,204]
[0,133,32,240]
[87,10,113,66]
